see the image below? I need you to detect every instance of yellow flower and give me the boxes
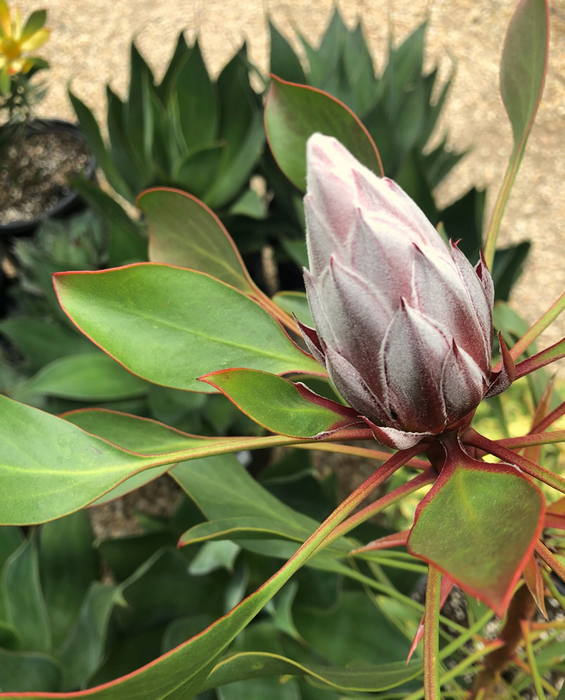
[0,1,49,94]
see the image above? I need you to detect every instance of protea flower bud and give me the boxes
[299,134,508,449]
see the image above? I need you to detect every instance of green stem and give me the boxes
[520,621,547,700]
[423,565,442,700]
[492,291,565,370]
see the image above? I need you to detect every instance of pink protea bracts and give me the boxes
[299,133,507,449]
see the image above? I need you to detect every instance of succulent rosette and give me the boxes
[299,134,511,449]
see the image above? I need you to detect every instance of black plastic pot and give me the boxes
[0,118,96,239]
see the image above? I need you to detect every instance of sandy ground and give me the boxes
[13,0,565,370]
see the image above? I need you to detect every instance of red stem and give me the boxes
[464,429,565,493]
[532,399,565,433]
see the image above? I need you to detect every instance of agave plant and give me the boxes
[69,33,264,211]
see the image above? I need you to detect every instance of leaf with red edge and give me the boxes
[199,368,365,438]
[265,75,383,191]
[53,264,322,393]
[138,187,257,295]
[408,450,544,616]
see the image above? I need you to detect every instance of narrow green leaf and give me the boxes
[483,0,549,268]
[56,583,117,691]
[199,368,360,437]
[68,89,132,201]
[2,536,51,653]
[203,652,420,694]
[20,353,148,401]
[53,264,321,392]
[39,511,100,650]
[269,20,306,85]
[176,39,218,151]
[106,85,145,197]
[408,458,544,615]
[265,76,383,191]
[156,31,191,102]
[139,188,256,293]
[125,42,155,176]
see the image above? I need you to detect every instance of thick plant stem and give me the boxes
[424,565,442,700]
[471,584,537,698]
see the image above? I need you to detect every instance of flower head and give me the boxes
[300,134,501,449]
[0,2,49,94]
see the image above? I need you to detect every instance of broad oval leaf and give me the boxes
[20,353,147,401]
[138,188,256,294]
[199,368,362,438]
[265,75,383,191]
[53,264,321,392]
[408,457,544,615]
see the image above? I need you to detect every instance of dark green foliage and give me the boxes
[69,35,264,210]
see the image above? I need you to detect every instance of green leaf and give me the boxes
[179,516,311,547]
[199,369,360,437]
[97,531,177,582]
[294,591,411,666]
[21,10,47,41]
[483,0,548,268]
[20,353,148,401]
[156,31,191,102]
[188,541,241,576]
[408,457,544,615]
[500,0,548,149]
[0,397,306,525]
[492,240,531,302]
[106,85,145,197]
[53,264,321,392]
[206,652,420,694]
[68,89,132,201]
[39,511,100,650]
[204,46,264,209]
[0,396,152,525]
[139,187,256,294]
[0,648,62,693]
[116,548,226,632]
[126,42,156,178]
[176,39,218,151]
[62,408,218,455]
[70,179,147,266]
[172,454,318,537]
[56,583,117,690]
[0,528,23,622]
[265,76,382,191]
[174,143,225,198]
[0,319,92,371]
[273,291,313,327]
[269,20,306,85]
[2,536,51,652]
